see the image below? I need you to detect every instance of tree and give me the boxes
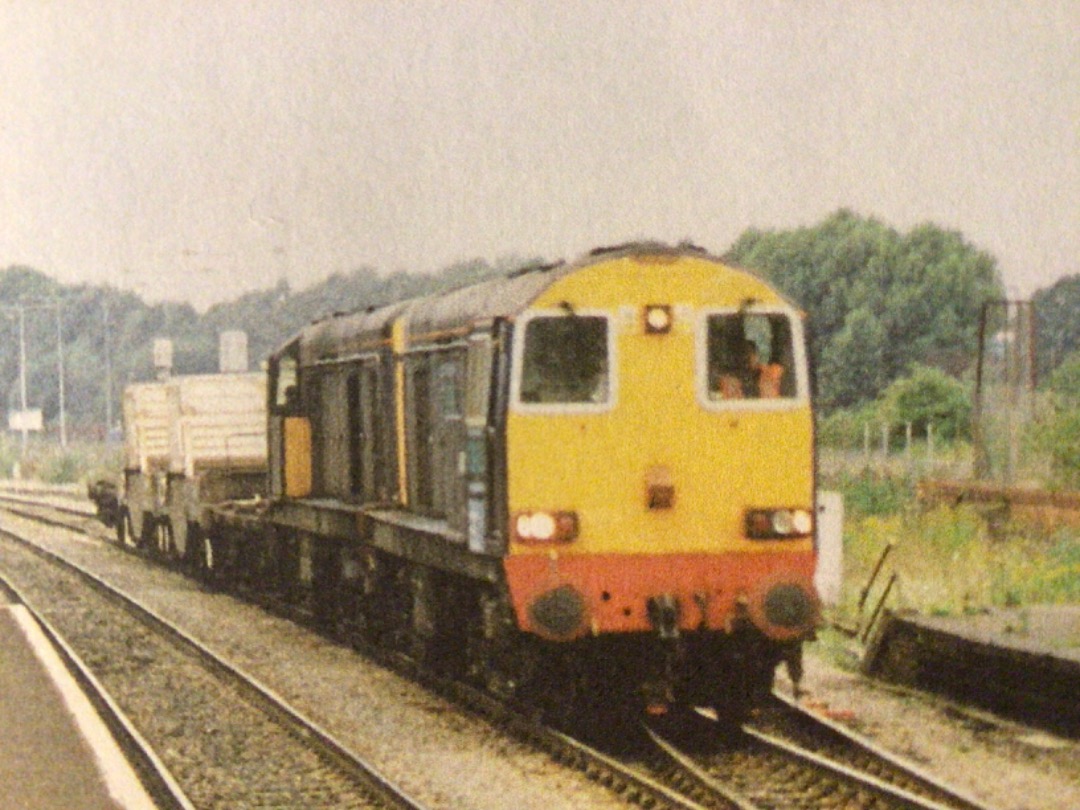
[818,307,888,409]
[726,211,1004,409]
[1033,274,1080,381]
[1032,350,1080,488]
[1047,349,1080,407]
[878,364,972,441]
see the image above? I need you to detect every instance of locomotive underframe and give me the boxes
[195,499,800,719]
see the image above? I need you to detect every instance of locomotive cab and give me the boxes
[268,339,312,500]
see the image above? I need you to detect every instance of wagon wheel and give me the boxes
[155,520,170,558]
[137,513,155,551]
[159,520,180,561]
[202,532,216,578]
[172,518,189,563]
[116,509,132,547]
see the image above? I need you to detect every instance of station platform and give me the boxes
[864,605,1080,736]
[907,605,1080,659]
[0,595,156,810]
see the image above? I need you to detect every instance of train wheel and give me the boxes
[182,525,201,574]
[711,694,752,728]
[711,659,774,729]
[172,519,189,563]
[137,514,155,551]
[127,515,138,548]
[116,510,128,546]
[165,521,179,560]
[311,537,342,633]
[358,555,409,649]
[406,566,443,668]
[465,589,534,702]
[128,508,145,549]
[155,521,171,558]
[353,550,390,644]
[192,531,217,584]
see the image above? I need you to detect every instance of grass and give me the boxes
[826,467,1080,633]
[0,435,121,485]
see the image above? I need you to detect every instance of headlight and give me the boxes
[770,510,795,535]
[528,512,556,540]
[513,511,579,543]
[792,509,813,535]
[643,304,673,334]
[745,508,813,539]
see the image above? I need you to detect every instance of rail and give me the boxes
[0,570,194,810]
[0,516,433,810]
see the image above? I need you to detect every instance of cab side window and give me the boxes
[271,351,301,414]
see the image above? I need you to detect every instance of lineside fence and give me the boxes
[819,421,971,481]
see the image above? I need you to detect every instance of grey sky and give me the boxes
[2,1,1077,309]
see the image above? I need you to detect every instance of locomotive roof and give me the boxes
[291,241,774,364]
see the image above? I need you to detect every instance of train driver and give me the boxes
[714,339,784,400]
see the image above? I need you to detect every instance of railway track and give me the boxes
[0,493,1001,810]
[0,516,431,809]
[0,569,195,810]
[1,494,695,810]
[746,694,992,809]
[0,489,99,525]
[641,707,998,810]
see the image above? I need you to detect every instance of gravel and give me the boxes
[782,645,1080,810]
[0,536,389,809]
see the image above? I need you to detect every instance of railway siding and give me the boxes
[917,479,1080,531]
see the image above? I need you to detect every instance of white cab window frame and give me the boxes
[696,304,810,412]
[510,308,617,415]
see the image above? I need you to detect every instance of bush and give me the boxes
[1031,350,1080,488]
[0,436,121,484]
[878,364,972,441]
[1034,409,1080,489]
[833,469,914,517]
[817,404,879,448]
[838,505,1079,624]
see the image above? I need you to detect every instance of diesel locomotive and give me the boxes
[120,241,821,720]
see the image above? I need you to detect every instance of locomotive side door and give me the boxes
[346,360,381,502]
[268,340,310,500]
[431,350,467,531]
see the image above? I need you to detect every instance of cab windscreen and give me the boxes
[707,312,797,401]
[519,315,610,404]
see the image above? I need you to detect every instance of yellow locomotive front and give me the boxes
[501,248,819,711]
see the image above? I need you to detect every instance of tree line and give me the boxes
[0,257,518,438]
[1,210,1076,439]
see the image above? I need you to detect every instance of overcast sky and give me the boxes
[2,1,1077,310]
